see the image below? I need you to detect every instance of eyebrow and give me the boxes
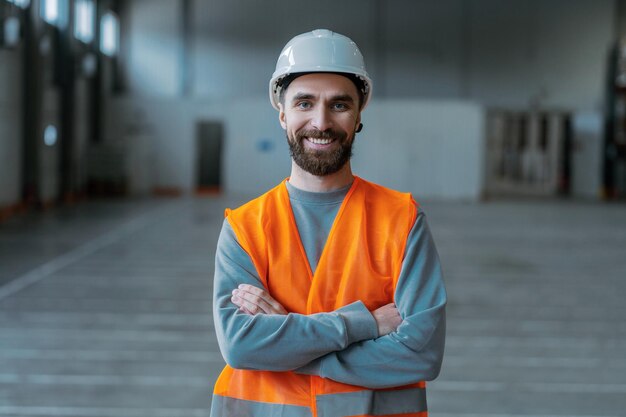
[291,93,315,103]
[290,92,355,103]
[331,94,355,103]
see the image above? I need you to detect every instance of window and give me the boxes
[6,0,31,8]
[41,0,58,24]
[74,0,94,43]
[100,11,118,57]
[44,125,58,146]
[40,0,67,28]
[2,16,20,47]
[2,0,25,48]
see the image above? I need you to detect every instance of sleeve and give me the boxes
[296,210,447,388]
[213,219,379,371]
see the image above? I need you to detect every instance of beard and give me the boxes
[287,128,354,176]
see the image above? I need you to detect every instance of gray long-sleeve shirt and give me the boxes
[213,180,446,389]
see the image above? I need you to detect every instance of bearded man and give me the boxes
[211,29,447,417]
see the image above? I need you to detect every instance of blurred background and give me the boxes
[1,0,625,416]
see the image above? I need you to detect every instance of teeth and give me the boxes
[307,137,333,145]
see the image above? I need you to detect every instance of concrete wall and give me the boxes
[111,0,615,199]
[104,97,297,196]
[126,0,182,96]
[466,0,614,110]
[125,0,615,112]
[104,97,485,200]
[355,101,485,200]
[0,47,22,208]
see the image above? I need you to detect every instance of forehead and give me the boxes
[284,73,359,100]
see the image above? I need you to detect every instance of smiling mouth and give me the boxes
[306,137,334,145]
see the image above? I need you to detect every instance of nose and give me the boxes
[310,106,333,131]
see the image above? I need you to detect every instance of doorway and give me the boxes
[196,121,223,194]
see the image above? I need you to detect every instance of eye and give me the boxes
[296,101,312,110]
[332,102,349,111]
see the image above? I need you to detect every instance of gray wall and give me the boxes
[466,0,613,110]
[104,96,485,199]
[126,0,182,97]
[125,0,614,111]
[0,1,615,207]
[108,0,615,199]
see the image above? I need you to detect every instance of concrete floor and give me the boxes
[0,195,625,417]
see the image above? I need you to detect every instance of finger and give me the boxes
[233,298,257,316]
[239,305,255,315]
[238,284,278,306]
[231,293,264,315]
[237,285,287,314]
[237,284,276,303]
[233,290,275,314]
[244,291,287,314]
[232,294,267,315]
[238,284,266,295]
[233,285,286,315]
[231,295,246,310]
[273,304,288,315]
[231,295,265,315]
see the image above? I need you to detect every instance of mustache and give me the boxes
[296,129,346,141]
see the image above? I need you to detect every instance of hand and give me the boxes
[231,284,288,315]
[372,303,402,336]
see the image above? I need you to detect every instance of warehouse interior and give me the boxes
[1,0,626,416]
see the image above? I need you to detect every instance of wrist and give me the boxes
[336,301,378,344]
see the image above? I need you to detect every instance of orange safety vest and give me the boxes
[212,177,427,417]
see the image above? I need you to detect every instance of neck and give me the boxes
[288,161,354,192]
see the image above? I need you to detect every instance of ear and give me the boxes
[278,103,287,130]
[355,113,362,132]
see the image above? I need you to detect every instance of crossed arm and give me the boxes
[213,212,446,388]
[232,285,402,336]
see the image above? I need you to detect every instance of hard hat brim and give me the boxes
[269,29,373,111]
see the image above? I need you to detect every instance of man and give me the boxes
[211,29,446,417]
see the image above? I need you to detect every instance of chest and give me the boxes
[265,210,399,314]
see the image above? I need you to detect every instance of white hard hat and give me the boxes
[269,29,373,110]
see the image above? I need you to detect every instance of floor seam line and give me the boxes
[0,202,182,301]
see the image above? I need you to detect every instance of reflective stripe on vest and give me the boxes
[211,387,427,417]
[213,177,423,417]
[316,387,427,417]
[211,395,312,417]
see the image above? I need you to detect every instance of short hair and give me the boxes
[277,72,366,109]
